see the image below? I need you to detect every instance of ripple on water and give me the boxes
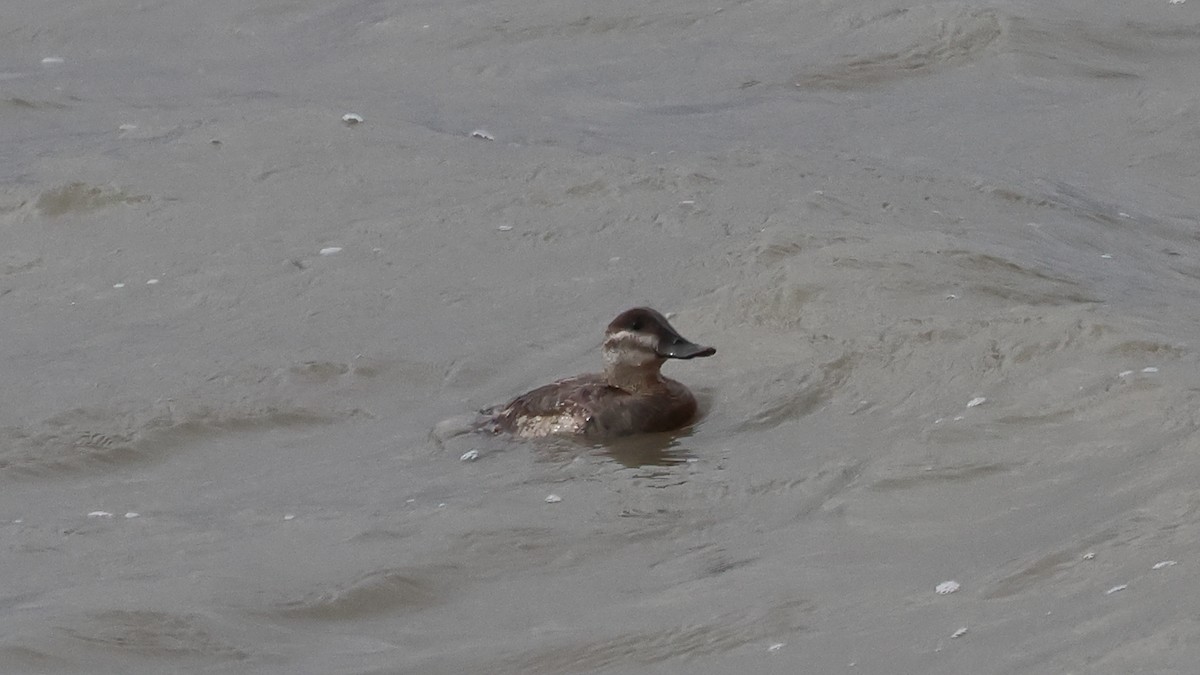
[57,610,249,661]
[34,182,149,217]
[735,355,857,432]
[505,599,812,674]
[267,567,449,621]
[794,4,1004,89]
[0,404,341,479]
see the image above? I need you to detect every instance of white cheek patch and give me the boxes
[603,331,659,364]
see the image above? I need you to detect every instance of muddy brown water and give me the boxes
[3,1,1200,673]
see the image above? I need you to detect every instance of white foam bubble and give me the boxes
[936,580,960,595]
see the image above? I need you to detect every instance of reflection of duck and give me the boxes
[478,308,716,438]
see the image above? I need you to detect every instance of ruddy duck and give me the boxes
[478,307,716,438]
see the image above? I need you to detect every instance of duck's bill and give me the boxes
[657,338,717,359]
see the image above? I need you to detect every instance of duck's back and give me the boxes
[481,374,698,438]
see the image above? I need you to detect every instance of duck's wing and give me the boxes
[480,374,616,436]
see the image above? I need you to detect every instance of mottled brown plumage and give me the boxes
[478,308,715,438]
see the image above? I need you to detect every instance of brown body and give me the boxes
[478,308,715,439]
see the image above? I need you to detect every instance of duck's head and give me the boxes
[601,307,716,372]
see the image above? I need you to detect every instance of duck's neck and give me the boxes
[603,360,667,392]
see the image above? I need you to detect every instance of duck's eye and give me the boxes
[629,319,643,331]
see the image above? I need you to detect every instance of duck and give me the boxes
[477,307,715,438]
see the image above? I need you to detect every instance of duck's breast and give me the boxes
[586,379,698,436]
